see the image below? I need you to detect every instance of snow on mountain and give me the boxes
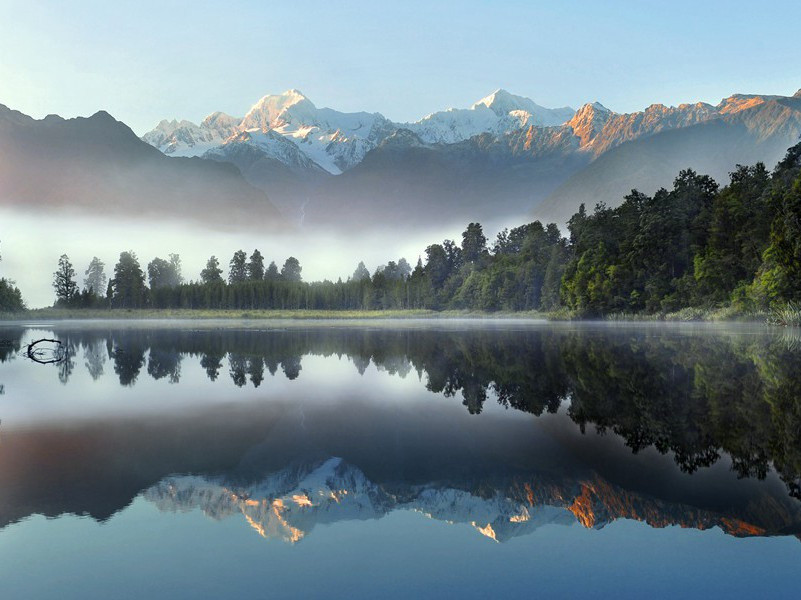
[141,88,798,180]
[204,128,323,173]
[473,88,575,125]
[141,88,576,172]
[144,457,563,544]
[405,88,575,144]
[236,90,397,174]
[143,456,776,545]
[141,112,240,157]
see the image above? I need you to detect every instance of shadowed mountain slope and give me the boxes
[0,104,285,230]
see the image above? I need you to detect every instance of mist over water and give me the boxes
[0,208,488,308]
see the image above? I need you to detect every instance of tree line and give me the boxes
[0,242,24,312]
[4,140,800,314]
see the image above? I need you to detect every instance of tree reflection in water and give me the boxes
[2,323,801,500]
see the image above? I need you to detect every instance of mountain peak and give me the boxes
[590,101,611,112]
[472,89,534,115]
[567,102,614,148]
[242,90,318,132]
[794,89,801,98]
[469,89,575,127]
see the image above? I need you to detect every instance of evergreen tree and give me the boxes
[352,261,371,281]
[84,257,107,296]
[461,222,487,263]
[110,251,147,308]
[397,258,412,279]
[247,249,265,280]
[265,261,279,281]
[169,254,183,285]
[281,257,302,282]
[53,254,78,306]
[229,250,247,284]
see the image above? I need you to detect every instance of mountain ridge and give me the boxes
[0,104,286,230]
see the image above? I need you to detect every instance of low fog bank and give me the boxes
[1,209,518,309]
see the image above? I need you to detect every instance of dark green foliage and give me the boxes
[0,278,24,312]
[461,222,487,264]
[53,254,79,307]
[280,257,302,282]
[694,164,771,301]
[247,250,265,281]
[228,250,247,284]
[110,251,147,308]
[561,143,801,314]
[751,148,801,305]
[265,261,279,281]
[200,256,223,284]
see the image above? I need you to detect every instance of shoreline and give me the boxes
[0,306,785,325]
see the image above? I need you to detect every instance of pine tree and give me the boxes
[53,254,78,306]
[247,249,265,280]
[265,261,279,281]
[461,222,487,263]
[281,257,302,282]
[111,251,147,308]
[351,261,370,281]
[229,250,247,284]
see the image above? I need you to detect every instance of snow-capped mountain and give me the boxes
[144,456,790,545]
[141,88,798,179]
[404,89,574,144]
[140,88,575,174]
[133,87,801,230]
[142,111,240,157]
[142,89,397,174]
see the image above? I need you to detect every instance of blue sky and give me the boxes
[1,0,799,133]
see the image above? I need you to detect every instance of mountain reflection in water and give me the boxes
[1,321,801,545]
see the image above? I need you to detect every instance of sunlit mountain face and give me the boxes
[133,89,801,229]
[1,321,800,546]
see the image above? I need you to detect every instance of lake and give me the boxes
[1,319,800,599]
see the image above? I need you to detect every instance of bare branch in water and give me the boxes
[26,338,65,364]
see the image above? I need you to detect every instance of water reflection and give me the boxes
[1,322,801,544]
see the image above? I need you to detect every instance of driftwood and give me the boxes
[26,338,65,364]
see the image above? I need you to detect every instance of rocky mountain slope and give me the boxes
[537,93,801,224]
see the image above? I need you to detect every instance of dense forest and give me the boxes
[3,141,801,316]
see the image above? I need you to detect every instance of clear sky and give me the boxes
[1,0,800,134]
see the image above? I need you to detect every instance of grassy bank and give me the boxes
[0,308,549,321]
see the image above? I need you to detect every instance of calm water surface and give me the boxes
[1,319,800,599]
